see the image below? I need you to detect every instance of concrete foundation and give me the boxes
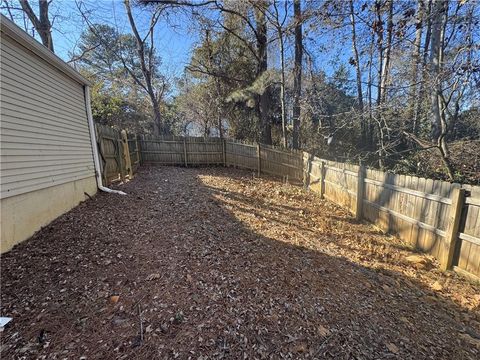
[1,176,98,253]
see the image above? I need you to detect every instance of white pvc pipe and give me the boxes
[85,86,127,196]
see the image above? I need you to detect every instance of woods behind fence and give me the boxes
[95,124,480,281]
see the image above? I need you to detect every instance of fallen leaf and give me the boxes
[318,325,330,337]
[146,273,161,281]
[386,343,399,354]
[292,341,307,353]
[431,281,443,291]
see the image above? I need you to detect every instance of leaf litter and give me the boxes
[1,166,479,359]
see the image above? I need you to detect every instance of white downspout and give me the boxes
[85,85,127,196]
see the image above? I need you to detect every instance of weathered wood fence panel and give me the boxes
[324,160,359,212]
[95,124,124,185]
[223,141,303,182]
[140,136,185,165]
[260,145,303,182]
[186,138,223,165]
[225,141,257,170]
[362,170,454,261]
[303,154,480,279]
[139,135,223,165]
[455,185,480,279]
[95,124,139,185]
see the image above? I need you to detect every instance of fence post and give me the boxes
[183,138,188,167]
[302,152,309,189]
[355,165,365,220]
[256,143,261,176]
[222,139,227,167]
[135,134,142,165]
[115,138,125,182]
[441,187,465,271]
[121,130,133,179]
[116,136,126,182]
[320,161,326,199]
[95,125,107,185]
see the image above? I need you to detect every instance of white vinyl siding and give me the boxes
[0,34,95,199]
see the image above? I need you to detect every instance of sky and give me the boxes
[2,0,199,78]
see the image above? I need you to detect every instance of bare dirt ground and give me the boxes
[1,166,480,359]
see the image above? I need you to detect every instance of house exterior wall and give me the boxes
[0,16,98,252]
[0,177,97,252]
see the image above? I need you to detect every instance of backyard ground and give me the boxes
[1,166,480,359]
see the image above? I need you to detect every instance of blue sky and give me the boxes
[2,0,199,78]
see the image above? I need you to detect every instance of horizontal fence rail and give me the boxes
[94,127,479,280]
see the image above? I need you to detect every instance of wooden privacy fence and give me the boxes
[138,136,303,182]
[304,154,480,281]
[94,127,479,280]
[95,129,303,184]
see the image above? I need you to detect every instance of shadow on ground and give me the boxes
[1,166,479,359]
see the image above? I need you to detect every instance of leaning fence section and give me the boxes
[95,124,140,185]
[303,154,480,280]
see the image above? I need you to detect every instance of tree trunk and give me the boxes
[367,28,375,147]
[429,0,453,180]
[205,29,224,139]
[150,94,163,136]
[255,3,272,145]
[429,0,444,141]
[124,0,166,136]
[408,0,424,133]
[414,0,432,134]
[20,0,54,51]
[292,0,302,150]
[380,0,393,103]
[349,0,365,144]
[278,27,287,148]
[375,0,383,106]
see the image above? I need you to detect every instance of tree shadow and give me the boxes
[0,166,479,359]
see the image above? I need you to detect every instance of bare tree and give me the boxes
[76,0,168,135]
[124,0,167,135]
[407,0,425,133]
[349,0,364,142]
[428,0,446,141]
[268,0,288,147]
[253,0,271,144]
[204,28,224,139]
[292,0,302,149]
[142,0,273,143]
[379,0,393,104]
[18,0,54,51]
